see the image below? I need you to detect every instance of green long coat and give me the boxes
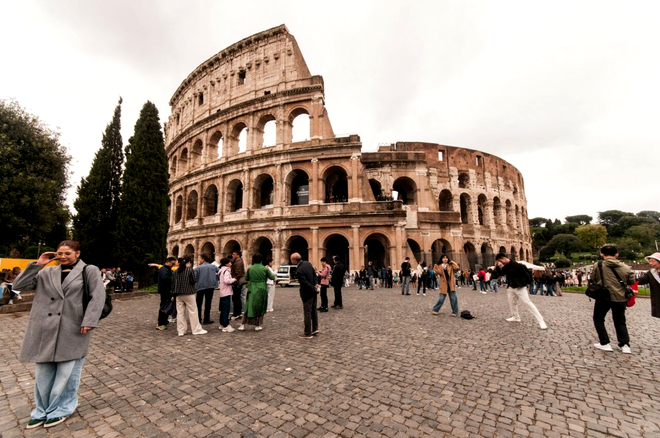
[244,264,275,318]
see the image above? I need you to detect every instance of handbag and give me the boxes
[585,262,609,301]
[82,265,113,319]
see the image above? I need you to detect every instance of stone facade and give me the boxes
[165,25,532,272]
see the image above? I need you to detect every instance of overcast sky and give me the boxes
[1,0,657,222]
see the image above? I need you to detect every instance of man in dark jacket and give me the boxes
[400,257,411,295]
[156,257,177,330]
[495,253,547,330]
[331,256,346,308]
[291,252,318,339]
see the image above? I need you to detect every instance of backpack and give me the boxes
[460,310,475,319]
[82,265,113,320]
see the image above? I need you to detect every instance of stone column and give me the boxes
[243,168,252,211]
[350,153,360,202]
[351,225,360,272]
[181,188,188,229]
[311,227,319,267]
[395,224,404,267]
[274,164,283,209]
[273,228,282,267]
[310,158,319,204]
[197,181,204,223]
[217,175,225,219]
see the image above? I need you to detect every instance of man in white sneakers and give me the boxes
[495,253,547,330]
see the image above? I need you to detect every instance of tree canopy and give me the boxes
[0,99,71,254]
[565,215,592,225]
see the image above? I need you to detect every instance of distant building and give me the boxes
[164,25,532,271]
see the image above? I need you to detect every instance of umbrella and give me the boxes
[519,260,546,271]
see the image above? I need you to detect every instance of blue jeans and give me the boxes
[545,284,554,296]
[480,280,487,292]
[32,357,85,420]
[490,279,498,292]
[401,276,410,294]
[530,282,542,295]
[219,295,231,328]
[432,291,458,314]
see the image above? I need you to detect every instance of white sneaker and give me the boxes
[539,321,548,330]
[621,345,631,354]
[193,329,207,335]
[16,295,22,301]
[222,325,235,333]
[255,326,263,331]
[481,291,487,295]
[238,325,245,331]
[593,343,613,352]
[505,316,521,322]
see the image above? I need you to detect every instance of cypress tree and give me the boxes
[72,98,123,267]
[115,101,169,282]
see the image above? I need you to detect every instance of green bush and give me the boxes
[555,257,571,268]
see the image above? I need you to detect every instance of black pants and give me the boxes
[231,283,242,317]
[333,284,343,306]
[158,292,171,326]
[219,295,231,328]
[417,279,426,294]
[196,288,214,323]
[320,285,328,309]
[302,293,318,335]
[593,299,630,347]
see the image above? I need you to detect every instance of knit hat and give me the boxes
[645,252,660,263]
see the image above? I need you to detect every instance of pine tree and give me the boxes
[115,101,169,282]
[72,98,123,267]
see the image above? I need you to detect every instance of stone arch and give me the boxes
[231,122,248,154]
[284,235,309,263]
[510,245,516,259]
[439,189,453,211]
[171,245,179,257]
[209,130,223,159]
[254,173,275,208]
[460,193,472,224]
[463,242,477,270]
[201,241,215,260]
[170,156,178,178]
[369,179,382,201]
[393,177,417,205]
[505,200,513,228]
[323,233,350,267]
[431,239,453,265]
[481,243,494,268]
[251,236,273,261]
[203,184,218,216]
[499,246,506,254]
[477,194,487,226]
[493,197,503,225]
[289,107,310,143]
[175,195,183,223]
[191,139,203,168]
[226,179,244,212]
[187,189,198,219]
[526,249,531,261]
[519,247,525,261]
[180,148,189,172]
[406,238,422,266]
[183,244,195,259]
[458,172,469,189]
[364,233,390,269]
[222,240,242,258]
[256,114,277,148]
[285,169,309,206]
[322,165,349,203]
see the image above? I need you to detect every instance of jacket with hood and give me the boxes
[590,259,635,302]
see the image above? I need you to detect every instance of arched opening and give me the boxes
[184,244,195,259]
[222,240,241,258]
[255,174,274,208]
[499,246,506,254]
[526,249,531,261]
[201,242,215,261]
[406,238,423,266]
[285,236,309,263]
[460,193,471,224]
[477,194,487,226]
[510,245,516,260]
[227,179,243,212]
[519,248,525,261]
[505,200,513,228]
[493,197,503,225]
[365,234,390,269]
[232,122,248,154]
[210,131,223,159]
[187,190,198,219]
[175,195,183,223]
[481,243,494,268]
[463,242,477,270]
[369,179,382,201]
[191,139,203,168]
[252,236,273,261]
[324,166,348,203]
[439,190,453,211]
[287,170,309,206]
[258,115,277,148]
[393,177,417,205]
[170,156,177,178]
[203,185,218,216]
[180,148,188,173]
[515,205,520,231]
[431,239,453,265]
[171,245,179,257]
[324,234,350,267]
[291,110,310,142]
[458,173,469,189]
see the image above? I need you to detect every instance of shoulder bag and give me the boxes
[608,265,636,305]
[585,261,609,301]
[82,265,113,319]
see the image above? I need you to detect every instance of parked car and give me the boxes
[276,265,299,287]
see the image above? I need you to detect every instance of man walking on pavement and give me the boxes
[291,252,319,339]
[401,257,411,295]
[495,253,548,330]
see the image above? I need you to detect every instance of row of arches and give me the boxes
[439,190,528,233]
[170,112,310,177]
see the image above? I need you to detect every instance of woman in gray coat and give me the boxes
[13,240,106,429]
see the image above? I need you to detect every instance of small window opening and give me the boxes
[198,93,204,106]
[264,90,271,96]
[476,156,483,166]
[176,114,180,125]
[238,71,246,85]
[438,151,444,161]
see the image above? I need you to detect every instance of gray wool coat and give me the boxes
[13,261,106,363]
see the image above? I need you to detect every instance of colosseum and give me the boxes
[164,25,533,273]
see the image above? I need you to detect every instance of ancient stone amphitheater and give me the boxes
[164,25,532,272]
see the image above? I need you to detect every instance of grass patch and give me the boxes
[139,284,159,294]
[562,286,650,296]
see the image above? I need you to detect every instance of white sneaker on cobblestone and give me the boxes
[505,316,521,322]
[621,345,631,354]
[222,325,235,333]
[193,329,207,335]
[539,321,548,330]
[593,343,613,352]
[255,326,263,331]
[238,325,245,331]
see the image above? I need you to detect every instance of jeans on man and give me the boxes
[401,275,410,295]
[158,291,172,326]
[530,281,542,295]
[32,358,85,420]
[432,291,458,314]
[490,279,498,292]
[196,288,214,322]
[480,280,487,292]
[545,284,554,296]
[302,293,318,336]
[593,299,629,347]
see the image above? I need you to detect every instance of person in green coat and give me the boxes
[238,253,275,331]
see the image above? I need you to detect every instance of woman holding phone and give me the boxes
[13,240,106,429]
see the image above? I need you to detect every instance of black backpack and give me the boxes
[82,265,113,320]
[460,310,475,319]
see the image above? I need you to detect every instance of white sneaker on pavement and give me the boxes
[593,343,613,352]
[539,321,548,330]
[621,345,631,354]
[255,326,263,331]
[193,329,208,335]
[238,325,245,331]
[222,325,235,333]
[505,316,521,322]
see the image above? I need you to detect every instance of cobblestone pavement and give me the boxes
[1,285,659,438]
